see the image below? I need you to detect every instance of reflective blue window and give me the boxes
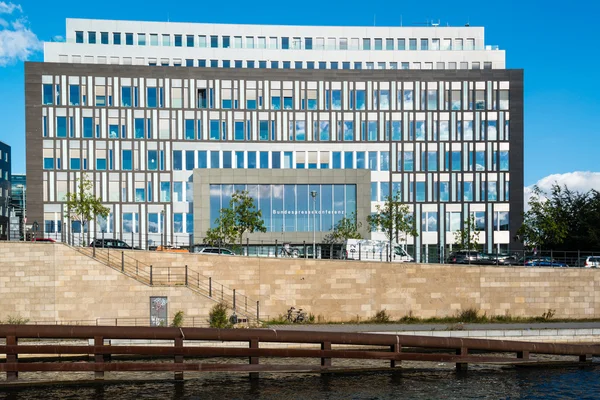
[133,118,143,139]
[356,90,366,110]
[148,150,158,170]
[88,31,96,44]
[416,182,426,202]
[234,121,244,140]
[371,182,378,201]
[463,182,473,201]
[43,158,54,169]
[198,151,207,168]
[69,85,80,105]
[96,158,106,170]
[272,152,281,169]
[368,152,378,171]
[173,150,182,171]
[75,31,83,43]
[380,182,389,201]
[181,119,193,140]
[260,151,269,168]
[223,151,232,168]
[235,151,245,168]
[210,120,220,140]
[404,151,414,171]
[344,152,353,168]
[488,182,498,201]
[173,182,183,202]
[42,84,53,105]
[147,87,157,108]
[380,152,389,171]
[210,151,219,168]
[135,188,145,202]
[70,158,80,170]
[80,117,92,138]
[440,182,450,202]
[356,152,366,169]
[160,182,171,202]
[122,150,132,170]
[121,86,131,106]
[210,35,218,48]
[56,117,67,138]
[452,151,462,171]
[332,152,342,169]
[113,32,121,45]
[428,151,438,171]
[319,121,329,141]
[248,152,256,169]
[174,34,182,47]
[185,150,194,170]
[259,121,269,140]
[500,151,509,171]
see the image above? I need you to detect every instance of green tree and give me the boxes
[517,185,568,250]
[367,192,418,244]
[454,214,480,250]
[205,190,266,248]
[323,212,363,243]
[64,174,110,246]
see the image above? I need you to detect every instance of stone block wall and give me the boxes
[1,243,599,323]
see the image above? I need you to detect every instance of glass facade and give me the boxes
[209,184,356,232]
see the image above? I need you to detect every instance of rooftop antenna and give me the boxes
[373,14,376,26]
[431,19,440,27]
[400,15,403,26]
[465,17,470,27]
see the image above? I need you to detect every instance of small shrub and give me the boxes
[208,302,231,328]
[171,311,185,327]
[307,313,316,324]
[2,315,30,325]
[399,311,419,323]
[370,309,391,323]
[456,308,483,323]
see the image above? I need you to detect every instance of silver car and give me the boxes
[190,246,236,255]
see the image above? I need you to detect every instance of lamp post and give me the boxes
[17,185,25,241]
[310,190,317,259]
[160,209,165,249]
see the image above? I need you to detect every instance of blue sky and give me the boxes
[1,0,599,187]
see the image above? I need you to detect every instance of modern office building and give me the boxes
[26,19,523,258]
[10,174,26,238]
[0,141,11,240]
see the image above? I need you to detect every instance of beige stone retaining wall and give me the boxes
[0,243,215,323]
[1,242,599,323]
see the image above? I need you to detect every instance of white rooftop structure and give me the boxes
[44,19,506,70]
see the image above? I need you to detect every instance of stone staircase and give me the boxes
[72,245,261,322]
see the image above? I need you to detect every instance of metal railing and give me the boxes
[73,245,261,321]
[0,325,596,382]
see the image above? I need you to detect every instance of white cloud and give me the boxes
[524,171,600,211]
[0,2,41,66]
[0,2,22,14]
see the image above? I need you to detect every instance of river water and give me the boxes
[1,364,599,399]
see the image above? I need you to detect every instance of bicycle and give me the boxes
[279,242,300,258]
[285,307,306,323]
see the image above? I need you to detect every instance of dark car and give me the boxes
[32,238,56,243]
[89,239,134,249]
[446,251,480,264]
[523,257,568,267]
[478,254,519,266]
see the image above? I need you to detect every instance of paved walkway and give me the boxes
[268,321,600,332]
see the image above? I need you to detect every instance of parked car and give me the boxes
[189,246,236,255]
[523,257,568,267]
[89,239,134,249]
[584,256,600,268]
[32,238,56,243]
[446,251,480,264]
[479,254,519,266]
